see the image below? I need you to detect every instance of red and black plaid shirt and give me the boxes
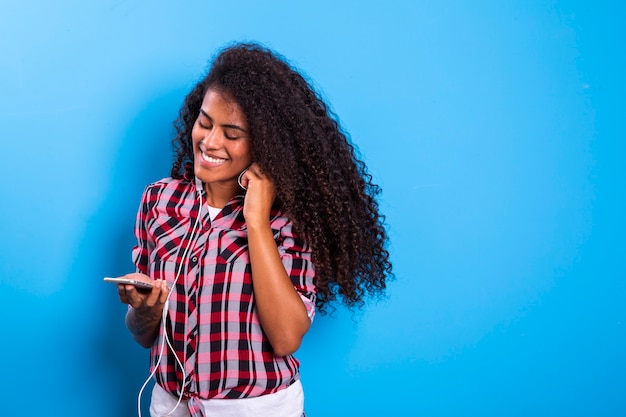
[132,177,316,400]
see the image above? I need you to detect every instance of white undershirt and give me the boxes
[206,204,221,221]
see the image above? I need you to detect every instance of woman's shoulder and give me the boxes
[145,177,193,191]
[142,177,197,201]
[270,207,305,238]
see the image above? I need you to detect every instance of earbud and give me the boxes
[238,169,248,190]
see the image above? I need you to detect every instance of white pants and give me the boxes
[150,380,305,417]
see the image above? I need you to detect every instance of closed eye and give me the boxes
[197,111,212,130]
[198,108,247,139]
[224,133,241,140]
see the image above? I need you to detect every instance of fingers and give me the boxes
[241,166,276,224]
[248,163,263,176]
[239,163,269,189]
[117,284,130,304]
[158,280,170,304]
[117,279,169,309]
[142,280,162,307]
[243,164,274,194]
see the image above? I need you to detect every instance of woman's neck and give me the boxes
[203,182,241,208]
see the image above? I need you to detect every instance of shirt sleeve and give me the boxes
[277,221,317,321]
[131,185,151,275]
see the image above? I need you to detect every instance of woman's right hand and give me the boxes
[115,273,170,348]
[115,273,169,309]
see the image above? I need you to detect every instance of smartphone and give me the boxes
[103,277,154,292]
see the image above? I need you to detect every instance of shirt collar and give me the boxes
[193,177,246,227]
[193,177,246,199]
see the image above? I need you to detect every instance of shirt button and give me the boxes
[191,256,198,263]
[204,225,210,231]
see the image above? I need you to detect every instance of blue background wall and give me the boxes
[1,1,624,416]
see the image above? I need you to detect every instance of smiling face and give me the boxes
[192,88,252,206]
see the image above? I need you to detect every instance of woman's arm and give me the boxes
[240,165,312,356]
[117,274,170,348]
[247,222,311,356]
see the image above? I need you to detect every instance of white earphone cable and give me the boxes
[136,188,204,417]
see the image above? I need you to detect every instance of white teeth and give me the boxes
[202,153,226,163]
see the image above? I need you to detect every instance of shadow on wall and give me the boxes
[73,88,185,416]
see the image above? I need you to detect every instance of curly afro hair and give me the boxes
[171,42,392,312]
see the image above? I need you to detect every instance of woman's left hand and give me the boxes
[240,163,310,356]
[239,163,276,227]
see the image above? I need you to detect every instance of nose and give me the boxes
[200,128,222,148]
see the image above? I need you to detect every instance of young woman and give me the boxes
[114,42,392,417]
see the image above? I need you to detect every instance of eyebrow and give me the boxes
[199,109,248,133]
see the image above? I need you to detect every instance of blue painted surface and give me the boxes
[0,1,623,415]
